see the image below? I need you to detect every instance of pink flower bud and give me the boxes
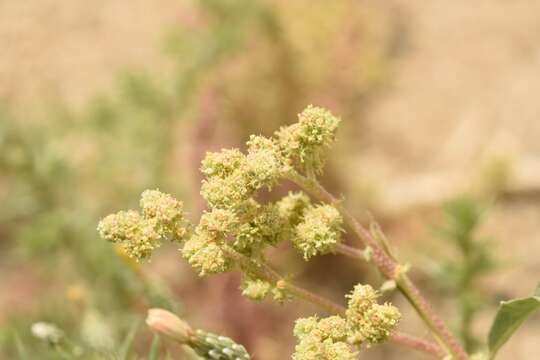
[146,308,194,343]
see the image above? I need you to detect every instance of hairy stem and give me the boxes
[287,172,469,360]
[222,245,444,358]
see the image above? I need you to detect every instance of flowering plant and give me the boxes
[99,105,539,359]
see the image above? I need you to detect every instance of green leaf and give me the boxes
[118,320,140,360]
[148,335,161,360]
[488,283,540,359]
[13,333,28,360]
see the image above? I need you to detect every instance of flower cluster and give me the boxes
[292,284,400,359]
[97,190,189,261]
[293,204,343,260]
[276,105,341,174]
[345,284,401,345]
[293,316,356,360]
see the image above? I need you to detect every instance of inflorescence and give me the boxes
[292,284,400,359]
[98,105,401,358]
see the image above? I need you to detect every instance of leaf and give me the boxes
[488,283,540,358]
[148,335,161,360]
[118,320,140,360]
[13,333,28,360]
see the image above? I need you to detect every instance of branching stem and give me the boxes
[287,171,469,360]
[221,245,445,358]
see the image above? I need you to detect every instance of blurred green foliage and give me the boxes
[431,196,497,352]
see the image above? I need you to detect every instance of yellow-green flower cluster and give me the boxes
[182,236,232,276]
[276,105,340,174]
[293,284,400,358]
[293,204,343,260]
[181,208,237,276]
[277,191,312,226]
[140,189,188,240]
[200,141,284,210]
[293,316,356,360]
[240,277,290,303]
[346,284,401,345]
[241,278,273,301]
[97,190,189,261]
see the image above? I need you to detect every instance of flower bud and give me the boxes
[146,308,194,343]
[147,309,251,360]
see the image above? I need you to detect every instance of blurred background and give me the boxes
[0,0,539,358]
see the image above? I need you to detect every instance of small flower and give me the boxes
[276,105,340,174]
[201,172,251,210]
[31,322,64,344]
[198,208,239,239]
[201,148,246,179]
[346,284,379,316]
[297,105,341,149]
[276,191,311,226]
[234,203,283,254]
[292,336,357,360]
[97,210,144,244]
[146,308,194,343]
[349,303,401,345]
[294,316,348,343]
[97,211,160,261]
[243,148,282,190]
[293,316,355,360]
[140,189,188,240]
[345,284,401,346]
[241,278,272,301]
[182,235,232,276]
[293,204,343,260]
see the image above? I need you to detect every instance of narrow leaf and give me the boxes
[13,333,28,360]
[488,283,540,358]
[118,320,140,360]
[148,335,161,360]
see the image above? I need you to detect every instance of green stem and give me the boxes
[288,172,469,360]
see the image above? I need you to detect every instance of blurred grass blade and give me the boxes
[118,320,140,360]
[488,283,540,359]
[148,335,161,360]
[13,333,28,360]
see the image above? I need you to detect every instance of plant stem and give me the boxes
[391,332,446,357]
[222,245,444,358]
[287,172,469,360]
